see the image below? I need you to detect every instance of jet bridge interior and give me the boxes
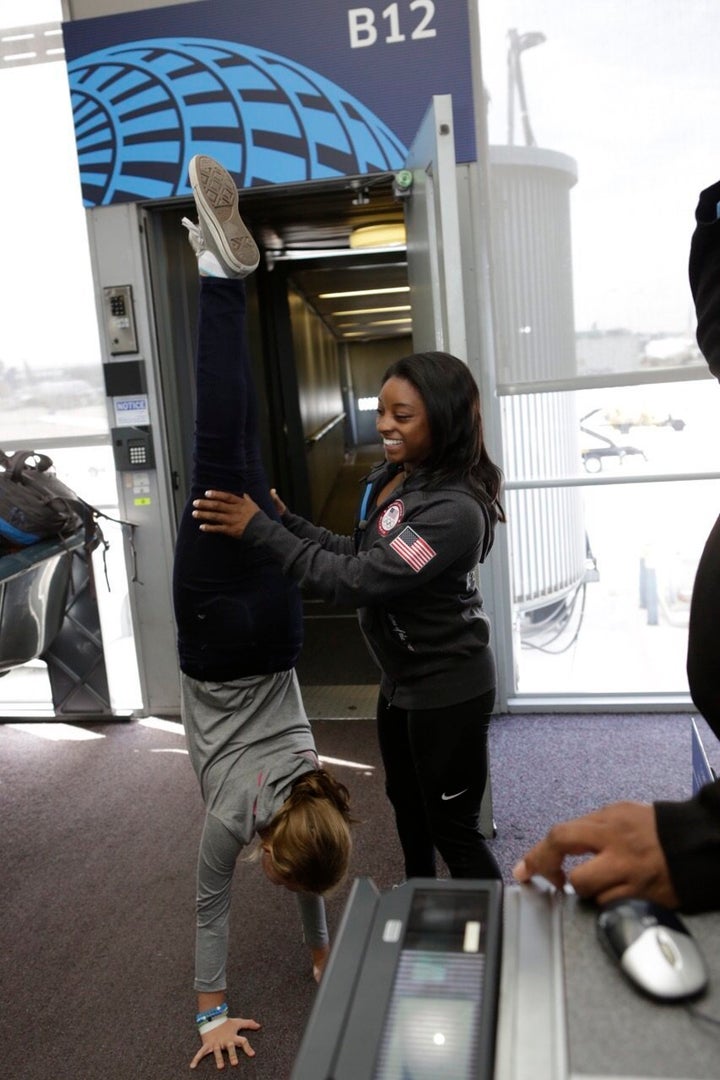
[146,171,412,528]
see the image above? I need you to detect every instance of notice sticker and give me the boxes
[114,395,149,426]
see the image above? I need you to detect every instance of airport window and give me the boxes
[502,384,720,695]
[0,1,141,714]
[479,0,719,702]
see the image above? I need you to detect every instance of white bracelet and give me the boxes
[198,1014,229,1036]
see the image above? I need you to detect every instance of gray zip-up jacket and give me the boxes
[243,462,497,709]
[182,671,327,992]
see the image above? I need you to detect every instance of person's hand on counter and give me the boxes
[512,801,680,908]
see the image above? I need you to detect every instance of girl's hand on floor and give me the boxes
[190,1016,262,1070]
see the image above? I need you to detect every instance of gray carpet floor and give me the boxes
[1,706,714,1080]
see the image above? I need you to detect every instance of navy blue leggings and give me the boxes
[376,689,501,880]
[172,278,303,680]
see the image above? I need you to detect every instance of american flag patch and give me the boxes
[389,526,437,572]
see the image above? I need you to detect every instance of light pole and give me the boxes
[507,28,546,146]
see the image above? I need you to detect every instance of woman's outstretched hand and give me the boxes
[193,491,260,538]
[189,1015,262,1070]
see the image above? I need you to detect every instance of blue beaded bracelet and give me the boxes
[195,1003,228,1026]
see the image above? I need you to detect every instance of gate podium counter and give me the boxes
[292,878,720,1080]
[499,884,720,1079]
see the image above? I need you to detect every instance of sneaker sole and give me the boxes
[188,155,260,275]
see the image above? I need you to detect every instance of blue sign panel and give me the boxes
[62,0,476,206]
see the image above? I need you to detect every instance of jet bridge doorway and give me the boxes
[144,174,410,707]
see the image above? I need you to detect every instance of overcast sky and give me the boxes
[478,0,720,334]
[0,0,100,373]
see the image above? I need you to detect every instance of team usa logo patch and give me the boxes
[389,526,437,572]
[378,500,404,536]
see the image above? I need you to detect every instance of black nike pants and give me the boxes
[376,688,501,880]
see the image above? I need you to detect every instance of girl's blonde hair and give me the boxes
[259,769,354,894]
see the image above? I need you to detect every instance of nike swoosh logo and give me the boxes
[441,788,468,801]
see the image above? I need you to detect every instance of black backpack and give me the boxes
[0,449,101,553]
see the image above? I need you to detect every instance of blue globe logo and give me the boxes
[67,37,408,206]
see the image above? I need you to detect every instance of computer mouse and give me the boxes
[596,897,708,1001]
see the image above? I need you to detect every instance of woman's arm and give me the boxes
[281,508,355,554]
[194,489,356,554]
[189,814,262,1069]
[689,179,720,380]
[654,779,720,913]
[295,891,330,982]
[193,488,485,606]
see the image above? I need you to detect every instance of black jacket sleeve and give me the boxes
[242,495,485,607]
[654,778,720,913]
[280,510,355,556]
[686,182,720,733]
[688,180,720,380]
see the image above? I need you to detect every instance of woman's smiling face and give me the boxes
[376,375,432,473]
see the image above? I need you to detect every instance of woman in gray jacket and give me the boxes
[194,322,505,884]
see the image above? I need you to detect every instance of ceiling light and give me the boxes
[319,286,410,299]
[368,317,412,327]
[331,305,411,316]
[350,223,407,249]
[337,317,411,329]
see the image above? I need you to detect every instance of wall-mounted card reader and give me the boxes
[103,284,138,355]
[111,426,155,471]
